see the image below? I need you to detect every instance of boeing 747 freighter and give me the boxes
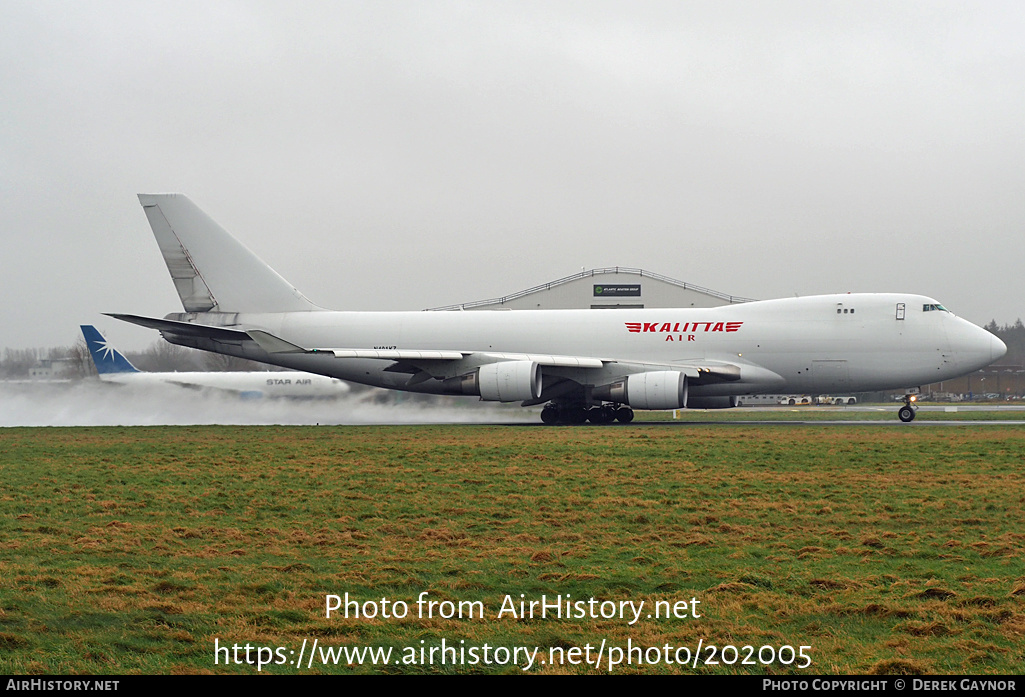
[110,194,1005,424]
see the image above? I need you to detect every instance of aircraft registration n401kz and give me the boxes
[110,194,1006,424]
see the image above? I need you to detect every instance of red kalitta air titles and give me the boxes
[626,321,744,342]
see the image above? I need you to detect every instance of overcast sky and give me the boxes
[3,1,1023,351]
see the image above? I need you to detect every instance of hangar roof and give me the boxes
[428,267,756,311]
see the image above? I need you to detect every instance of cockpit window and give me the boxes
[922,304,949,312]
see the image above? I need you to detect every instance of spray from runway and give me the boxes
[0,380,535,427]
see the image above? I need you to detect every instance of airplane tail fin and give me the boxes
[137,194,318,313]
[80,325,140,374]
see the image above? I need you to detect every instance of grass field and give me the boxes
[1,424,1023,674]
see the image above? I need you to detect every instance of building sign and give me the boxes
[593,284,641,297]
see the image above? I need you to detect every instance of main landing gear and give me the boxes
[540,402,634,425]
[898,395,918,423]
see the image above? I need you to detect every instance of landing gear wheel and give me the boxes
[541,403,586,425]
[898,405,916,423]
[615,406,634,423]
[542,402,623,425]
[587,406,616,424]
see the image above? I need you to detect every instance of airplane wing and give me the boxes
[105,320,744,386]
[247,329,606,367]
[246,330,742,383]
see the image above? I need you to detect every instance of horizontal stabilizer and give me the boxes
[105,313,250,341]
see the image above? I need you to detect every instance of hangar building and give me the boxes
[429,267,755,311]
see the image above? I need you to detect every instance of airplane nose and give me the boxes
[991,332,1007,362]
[950,318,1007,372]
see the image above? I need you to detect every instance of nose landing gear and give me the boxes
[898,394,918,423]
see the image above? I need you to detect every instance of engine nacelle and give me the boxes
[479,361,541,402]
[596,371,688,410]
[443,361,542,402]
[685,395,739,410]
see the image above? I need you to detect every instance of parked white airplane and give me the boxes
[82,324,349,398]
[110,194,1005,424]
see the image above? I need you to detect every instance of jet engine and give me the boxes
[595,371,688,410]
[442,361,542,402]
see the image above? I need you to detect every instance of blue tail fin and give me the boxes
[80,325,140,374]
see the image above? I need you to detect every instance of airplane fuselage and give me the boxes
[96,370,349,397]
[162,292,1003,398]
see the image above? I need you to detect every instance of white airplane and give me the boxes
[110,194,1006,424]
[81,324,349,398]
